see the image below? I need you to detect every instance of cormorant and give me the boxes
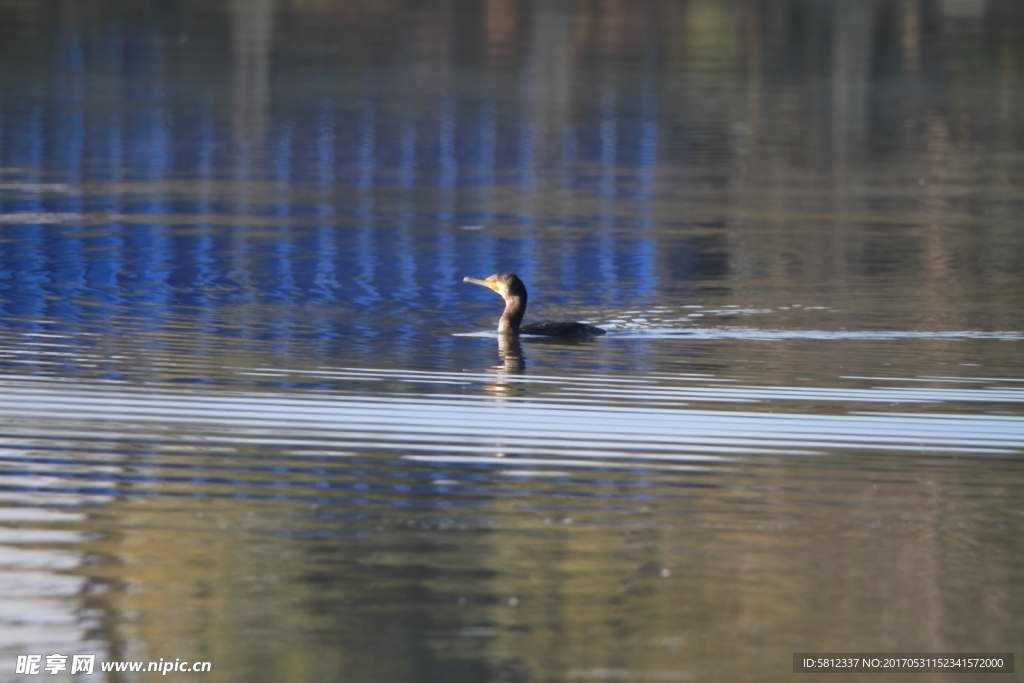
[462,273,606,337]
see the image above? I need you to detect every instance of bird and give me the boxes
[462,273,606,337]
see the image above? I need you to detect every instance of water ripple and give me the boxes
[606,327,1024,341]
[0,373,1019,507]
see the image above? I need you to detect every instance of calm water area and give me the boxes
[1,1,1023,681]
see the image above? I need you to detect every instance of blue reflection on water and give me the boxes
[0,9,734,360]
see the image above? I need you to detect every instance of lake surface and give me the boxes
[0,1,1023,681]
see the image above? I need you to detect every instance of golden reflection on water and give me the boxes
[44,448,1018,682]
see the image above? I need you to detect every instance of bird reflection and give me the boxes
[482,335,526,396]
[494,334,524,373]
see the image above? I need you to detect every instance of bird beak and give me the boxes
[463,276,499,292]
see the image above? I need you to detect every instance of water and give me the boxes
[1,1,1023,681]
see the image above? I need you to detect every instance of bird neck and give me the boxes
[498,294,526,334]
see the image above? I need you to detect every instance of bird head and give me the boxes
[462,273,527,303]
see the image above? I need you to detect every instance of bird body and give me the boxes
[462,273,606,337]
[520,320,606,336]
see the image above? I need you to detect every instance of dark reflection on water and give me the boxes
[1,1,1023,682]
